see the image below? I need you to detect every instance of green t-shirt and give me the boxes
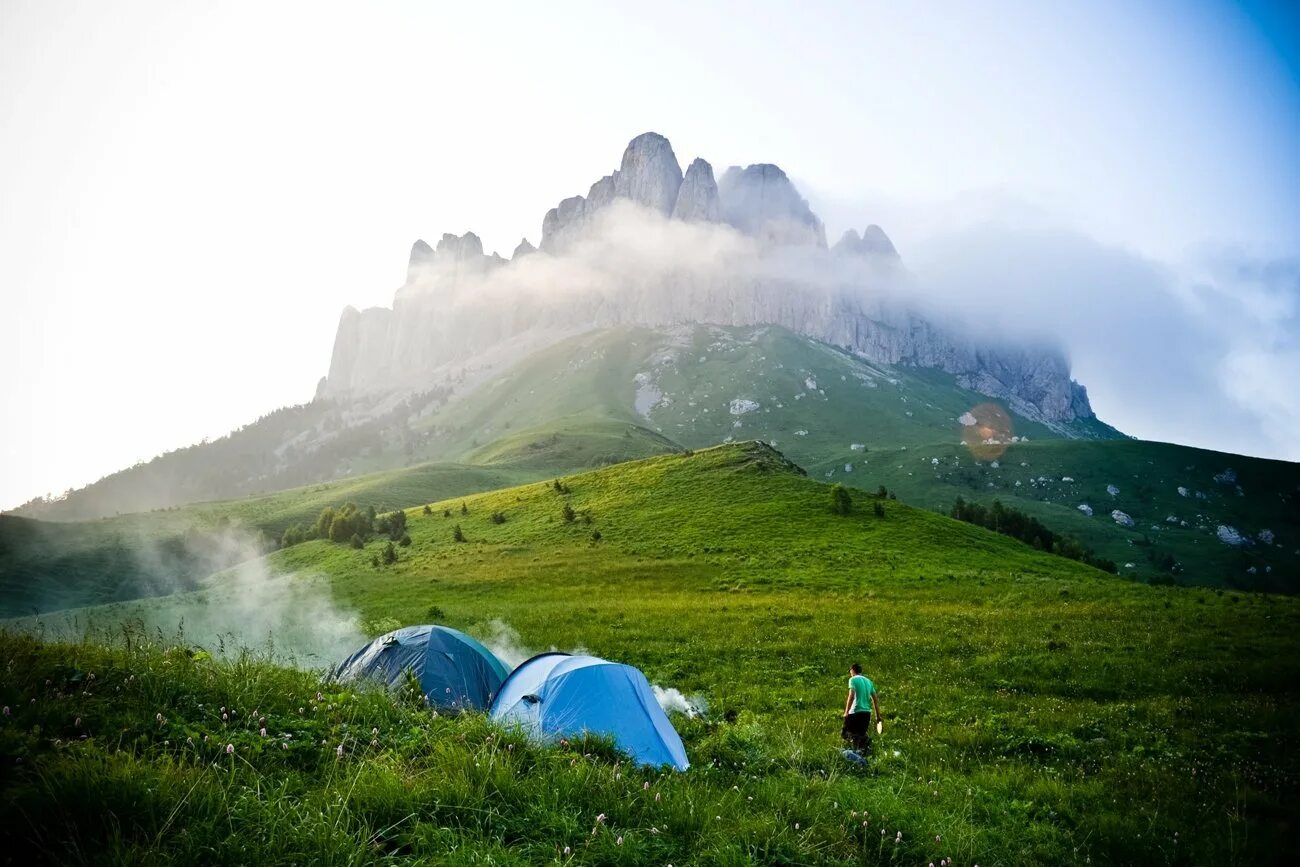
[848,674,875,714]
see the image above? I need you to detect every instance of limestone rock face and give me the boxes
[541,133,684,253]
[718,163,826,247]
[406,239,435,284]
[672,158,722,223]
[613,132,683,215]
[319,130,1096,424]
[834,225,898,257]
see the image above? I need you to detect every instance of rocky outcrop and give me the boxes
[834,225,898,258]
[320,131,1096,423]
[672,158,722,223]
[542,132,685,253]
[718,164,826,247]
[612,132,683,215]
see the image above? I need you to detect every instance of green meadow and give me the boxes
[4,444,1297,864]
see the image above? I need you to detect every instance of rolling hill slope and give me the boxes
[6,443,1297,864]
[10,324,1297,591]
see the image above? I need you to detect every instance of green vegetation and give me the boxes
[5,444,1297,864]
[950,497,1117,574]
[830,483,853,515]
[10,325,1297,592]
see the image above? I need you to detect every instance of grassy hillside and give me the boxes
[409,325,1297,589]
[860,438,1300,591]
[0,463,539,618]
[8,444,1297,864]
[9,325,1297,595]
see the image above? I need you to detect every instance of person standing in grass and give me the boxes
[841,663,880,755]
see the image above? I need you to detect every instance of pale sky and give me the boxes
[2,0,1298,509]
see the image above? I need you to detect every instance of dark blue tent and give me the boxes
[333,625,508,711]
[490,652,689,770]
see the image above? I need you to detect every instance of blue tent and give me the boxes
[333,625,508,711]
[490,652,689,770]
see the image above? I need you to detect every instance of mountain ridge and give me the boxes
[319,131,1093,424]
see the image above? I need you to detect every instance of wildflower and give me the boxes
[222,713,228,721]
[862,820,868,827]
[203,734,209,743]
[156,712,163,723]
[186,737,193,746]
[260,728,267,737]
[281,743,288,750]
[371,739,378,747]
[226,743,234,754]
[616,836,623,846]
[794,823,799,830]
[3,706,9,716]
[315,692,322,702]
[595,813,606,824]
[371,727,378,736]
[936,835,942,842]
[655,793,661,802]
[74,717,81,727]
[336,744,344,758]
[507,743,513,751]
[220,706,226,713]
[643,781,650,790]
[299,707,304,714]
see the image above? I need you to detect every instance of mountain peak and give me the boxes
[833,224,898,258]
[672,158,722,223]
[718,163,826,247]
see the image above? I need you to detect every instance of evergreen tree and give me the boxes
[829,483,852,515]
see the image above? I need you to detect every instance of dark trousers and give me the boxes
[842,711,872,753]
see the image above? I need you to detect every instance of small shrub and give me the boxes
[591,530,602,543]
[443,509,451,518]
[490,511,506,525]
[381,542,398,565]
[427,604,446,620]
[453,524,466,543]
[460,502,468,516]
[873,501,886,518]
[349,533,364,550]
[829,483,852,515]
[423,504,433,515]
[398,533,412,547]
[562,503,576,524]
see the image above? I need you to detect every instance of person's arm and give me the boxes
[844,688,854,717]
[871,692,881,723]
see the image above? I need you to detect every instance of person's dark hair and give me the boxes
[850,663,862,674]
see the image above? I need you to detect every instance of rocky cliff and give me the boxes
[319,131,1094,422]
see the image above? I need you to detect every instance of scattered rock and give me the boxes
[1078,504,1094,516]
[1106,484,1120,496]
[728,398,760,416]
[1213,468,1238,486]
[1216,525,1246,546]
[1111,510,1134,527]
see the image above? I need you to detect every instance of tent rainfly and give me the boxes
[333,625,508,711]
[490,652,689,770]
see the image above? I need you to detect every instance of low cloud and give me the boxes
[904,223,1300,460]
